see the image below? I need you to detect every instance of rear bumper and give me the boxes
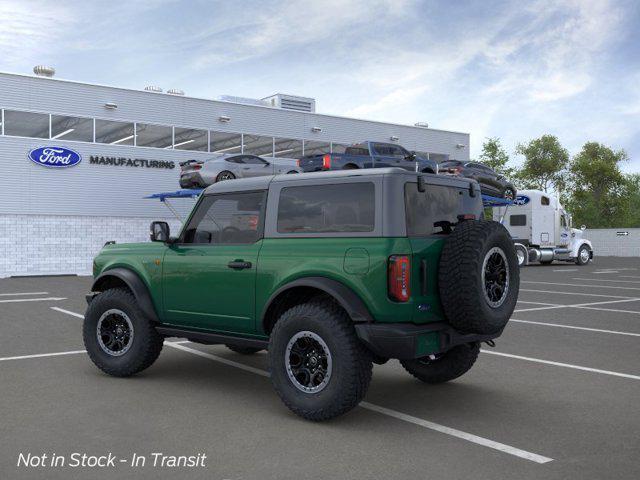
[179,172,205,188]
[355,322,501,360]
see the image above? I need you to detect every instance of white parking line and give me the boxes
[521,288,638,299]
[553,269,578,272]
[514,297,640,313]
[516,301,560,306]
[166,342,552,464]
[620,275,640,279]
[0,350,86,362]
[510,319,640,337]
[572,278,640,284]
[51,307,84,318]
[574,306,640,315]
[481,350,640,381]
[0,297,66,303]
[593,271,619,274]
[523,281,640,291]
[0,292,49,296]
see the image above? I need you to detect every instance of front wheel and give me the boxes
[400,343,480,384]
[83,288,164,377]
[576,245,592,265]
[268,300,372,421]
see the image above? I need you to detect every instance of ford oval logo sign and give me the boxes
[514,195,530,206]
[28,146,82,168]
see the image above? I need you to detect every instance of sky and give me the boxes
[1,0,639,171]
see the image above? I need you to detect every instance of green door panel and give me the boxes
[161,242,262,333]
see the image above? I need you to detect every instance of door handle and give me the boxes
[228,260,252,270]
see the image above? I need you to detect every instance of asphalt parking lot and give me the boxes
[1,257,639,480]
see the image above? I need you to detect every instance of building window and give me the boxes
[243,134,274,156]
[210,131,242,154]
[303,140,330,156]
[50,114,93,142]
[136,123,173,148]
[277,183,375,234]
[273,137,303,158]
[3,110,49,138]
[174,127,208,151]
[331,143,349,154]
[95,119,135,145]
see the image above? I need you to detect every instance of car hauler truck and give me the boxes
[492,189,593,266]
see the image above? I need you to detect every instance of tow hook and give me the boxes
[484,340,496,348]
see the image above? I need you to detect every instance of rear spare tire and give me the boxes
[438,220,519,334]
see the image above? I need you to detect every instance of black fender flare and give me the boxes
[261,276,374,329]
[91,268,159,322]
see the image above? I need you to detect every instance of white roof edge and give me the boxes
[0,71,470,137]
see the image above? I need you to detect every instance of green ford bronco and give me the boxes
[85,168,519,421]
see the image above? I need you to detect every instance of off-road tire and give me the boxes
[83,288,163,377]
[269,300,373,421]
[225,345,263,355]
[400,343,480,384]
[438,220,519,334]
[575,245,591,266]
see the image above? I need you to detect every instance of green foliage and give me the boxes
[515,135,569,193]
[478,137,515,178]
[566,142,629,228]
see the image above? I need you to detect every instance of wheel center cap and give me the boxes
[309,356,318,366]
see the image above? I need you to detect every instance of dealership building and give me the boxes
[0,68,470,277]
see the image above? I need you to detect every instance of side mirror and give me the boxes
[264,162,271,167]
[150,221,170,242]
[581,225,586,231]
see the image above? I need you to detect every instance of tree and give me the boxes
[515,135,569,193]
[566,142,629,228]
[478,137,515,178]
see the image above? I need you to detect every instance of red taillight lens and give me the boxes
[452,166,462,174]
[322,154,331,169]
[192,164,202,170]
[296,159,301,167]
[388,255,411,302]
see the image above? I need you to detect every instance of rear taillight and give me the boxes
[452,166,462,175]
[296,159,301,167]
[322,154,331,169]
[388,255,411,302]
[192,164,202,170]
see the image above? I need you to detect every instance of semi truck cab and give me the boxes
[493,190,593,266]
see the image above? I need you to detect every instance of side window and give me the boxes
[389,145,408,158]
[560,215,567,228]
[226,156,244,164]
[243,155,267,165]
[541,196,550,206]
[182,192,265,244]
[277,183,375,233]
[510,215,527,227]
[372,143,391,155]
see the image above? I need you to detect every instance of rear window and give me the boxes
[277,183,375,233]
[510,214,527,226]
[405,182,478,235]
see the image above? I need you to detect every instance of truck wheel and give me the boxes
[83,288,164,377]
[438,220,519,335]
[268,300,373,421]
[515,244,528,267]
[575,245,591,265]
[400,343,480,384]
[225,345,263,355]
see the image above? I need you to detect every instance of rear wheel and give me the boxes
[216,171,236,182]
[83,288,163,377]
[225,345,263,355]
[343,164,358,170]
[400,343,480,384]
[269,300,372,421]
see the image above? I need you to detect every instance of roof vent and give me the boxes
[33,65,55,77]
[144,85,163,93]
[167,88,185,96]
[414,122,429,128]
[261,94,316,113]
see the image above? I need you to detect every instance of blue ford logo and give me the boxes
[28,146,82,168]
[514,195,530,206]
